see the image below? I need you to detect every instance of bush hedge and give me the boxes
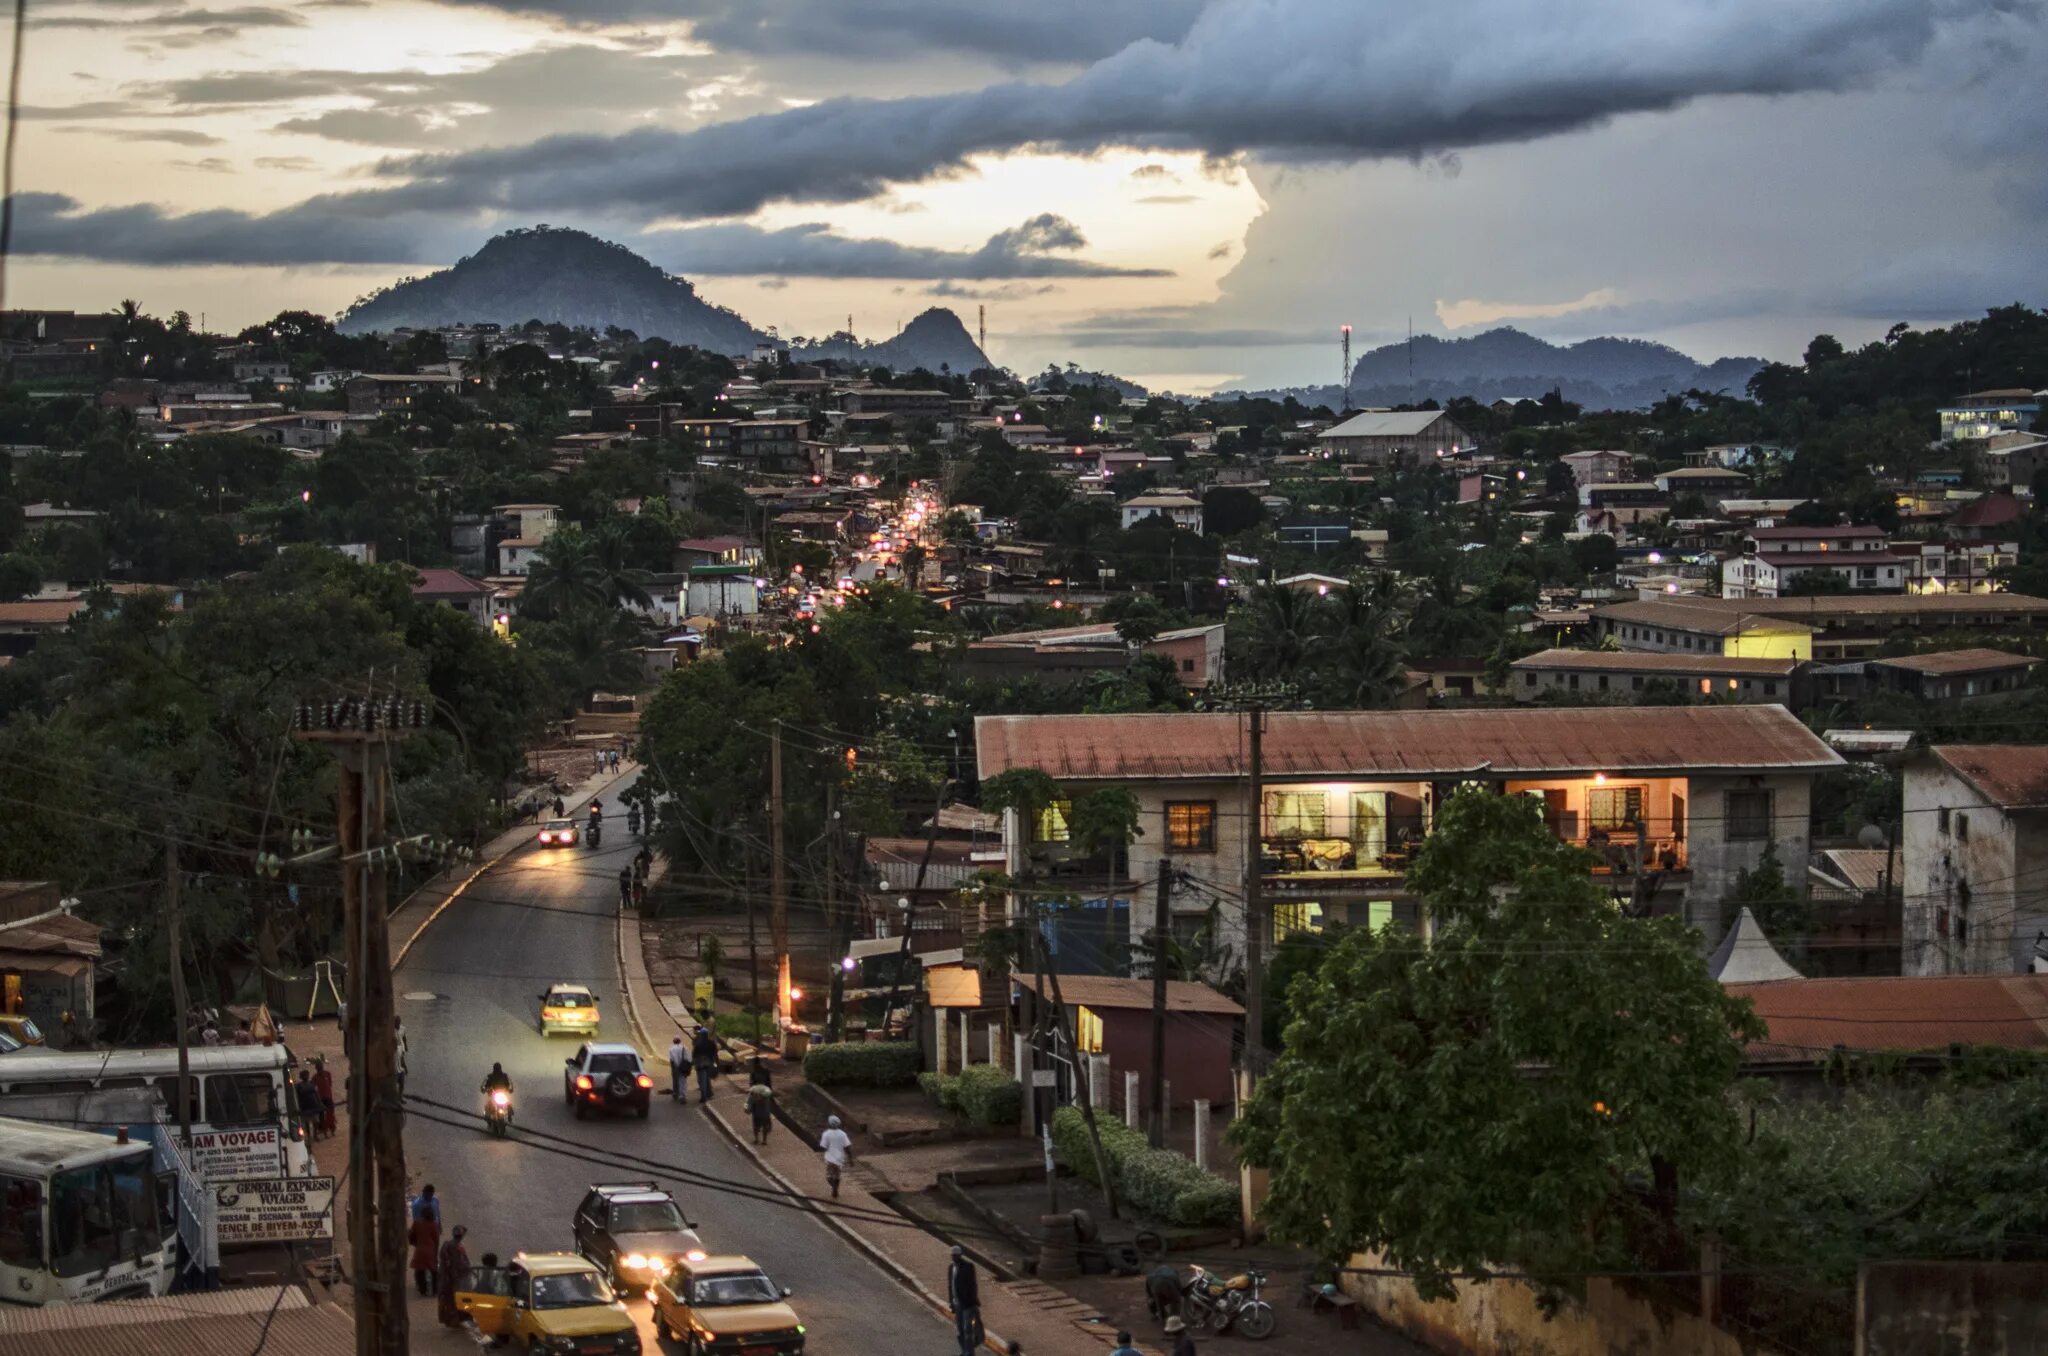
[803,1041,921,1088]
[918,1070,962,1111]
[956,1064,1023,1126]
[1050,1106,1237,1227]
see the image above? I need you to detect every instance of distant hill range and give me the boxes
[1231,327,1763,411]
[337,227,992,375]
[790,309,990,375]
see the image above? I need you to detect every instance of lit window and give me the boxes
[1165,802,1217,853]
[1264,791,1327,838]
[1033,800,1071,844]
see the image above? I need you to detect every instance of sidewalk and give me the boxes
[616,909,1143,1356]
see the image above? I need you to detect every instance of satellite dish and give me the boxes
[1856,824,1889,850]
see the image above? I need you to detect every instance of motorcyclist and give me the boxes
[481,1062,513,1095]
[587,800,604,823]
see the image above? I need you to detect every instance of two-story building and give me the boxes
[1902,744,2048,977]
[1508,648,1805,704]
[1592,597,1816,659]
[1559,449,1637,488]
[1937,388,2045,443]
[1721,549,1905,599]
[976,706,1841,959]
[1118,493,1204,533]
[962,621,1224,690]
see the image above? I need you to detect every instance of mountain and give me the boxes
[1229,326,1764,411]
[336,227,765,353]
[791,308,990,376]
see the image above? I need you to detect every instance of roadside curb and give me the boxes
[613,906,1015,1356]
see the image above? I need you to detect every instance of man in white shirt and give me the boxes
[817,1114,853,1199]
[667,1035,689,1102]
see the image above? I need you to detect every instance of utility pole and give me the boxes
[771,721,790,1024]
[1147,865,1173,1148]
[1040,926,1119,1218]
[297,695,421,1356]
[164,832,192,1149]
[1242,707,1266,1075]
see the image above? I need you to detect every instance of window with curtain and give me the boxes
[1265,790,1326,838]
[1166,801,1217,852]
[1586,785,1644,831]
[1725,790,1773,841]
[1349,791,1387,858]
[1273,902,1323,939]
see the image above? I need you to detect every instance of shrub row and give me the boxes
[918,1065,1023,1126]
[802,1041,921,1088]
[1050,1105,1237,1227]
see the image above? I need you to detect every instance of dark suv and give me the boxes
[573,1182,704,1292]
[564,1043,654,1119]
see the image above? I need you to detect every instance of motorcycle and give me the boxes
[484,1086,513,1138]
[587,820,603,849]
[1181,1266,1275,1340]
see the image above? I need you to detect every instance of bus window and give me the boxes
[3,1081,93,1096]
[108,1155,166,1254]
[153,1075,200,1124]
[48,1166,116,1278]
[0,1174,43,1268]
[205,1072,278,1125]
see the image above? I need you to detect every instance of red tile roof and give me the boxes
[1947,493,2026,529]
[1726,974,2048,1062]
[0,599,83,626]
[1930,744,2048,807]
[409,567,488,597]
[976,707,1842,782]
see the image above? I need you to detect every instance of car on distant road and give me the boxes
[573,1181,704,1291]
[564,1042,653,1119]
[536,818,580,847]
[539,983,601,1037]
[650,1254,804,1356]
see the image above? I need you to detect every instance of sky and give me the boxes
[10,0,2048,392]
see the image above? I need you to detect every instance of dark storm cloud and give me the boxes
[646,213,1168,278]
[358,0,2003,223]
[6,192,453,265]
[426,0,1203,63]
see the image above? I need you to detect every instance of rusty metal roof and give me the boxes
[0,1292,356,1356]
[1590,597,1814,636]
[1012,969,1242,1015]
[976,707,1843,783]
[1727,974,2048,1062]
[1930,744,2048,808]
[1510,649,1800,677]
[1869,648,2039,676]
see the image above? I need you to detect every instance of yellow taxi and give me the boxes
[454,1251,642,1355]
[0,1013,44,1046]
[650,1254,805,1356]
[539,983,601,1037]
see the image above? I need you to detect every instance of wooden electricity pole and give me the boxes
[1242,707,1266,1075]
[298,695,419,1356]
[771,720,791,1023]
[164,832,193,1149]
[1147,865,1172,1149]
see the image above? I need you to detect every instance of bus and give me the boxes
[0,1115,177,1305]
[0,1046,316,1181]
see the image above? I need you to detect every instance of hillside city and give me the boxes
[4,285,2048,1356]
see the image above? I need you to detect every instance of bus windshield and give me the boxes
[48,1154,166,1278]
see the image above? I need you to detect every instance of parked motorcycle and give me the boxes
[1181,1265,1275,1339]
[484,1087,513,1138]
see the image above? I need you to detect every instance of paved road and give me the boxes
[396,775,950,1354]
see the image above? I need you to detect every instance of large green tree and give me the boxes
[1232,789,1764,1296]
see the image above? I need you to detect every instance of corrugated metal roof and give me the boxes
[1319,411,1450,439]
[1591,598,1814,636]
[1012,970,1242,1015]
[1869,648,2039,676]
[0,910,101,958]
[975,707,1843,782]
[1727,974,2048,1063]
[0,1287,311,1335]
[1510,649,1799,677]
[1931,744,2048,808]
[1810,848,1889,894]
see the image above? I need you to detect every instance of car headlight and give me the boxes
[644,1255,666,1271]
[622,1254,648,1270]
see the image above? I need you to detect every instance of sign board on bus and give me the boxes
[187,1126,284,1181]
[214,1175,336,1245]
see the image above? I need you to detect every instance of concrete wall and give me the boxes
[1858,1261,2048,1355]
[1682,772,1815,948]
[1901,761,2045,976]
[1342,1252,1764,1356]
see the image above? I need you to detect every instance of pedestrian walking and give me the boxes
[294,1069,321,1137]
[667,1035,689,1103]
[436,1225,471,1326]
[690,1025,719,1103]
[818,1114,852,1200]
[747,1055,772,1090]
[394,1017,409,1093]
[1109,1332,1141,1356]
[312,1054,337,1139]
[947,1245,982,1356]
[1165,1316,1195,1356]
[408,1189,441,1296]
[746,1079,773,1145]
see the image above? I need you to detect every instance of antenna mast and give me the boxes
[979,304,986,358]
[1340,324,1352,412]
[1407,315,1414,405]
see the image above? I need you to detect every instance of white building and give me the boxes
[1118,493,1204,534]
[1721,551,1906,599]
[1902,744,2048,976]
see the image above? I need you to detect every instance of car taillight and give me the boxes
[576,1075,593,1090]
[635,1074,653,1088]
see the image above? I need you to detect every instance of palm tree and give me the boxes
[1316,574,1413,707]
[521,527,607,619]
[1238,582,1324,682]
[589,520,654,611]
